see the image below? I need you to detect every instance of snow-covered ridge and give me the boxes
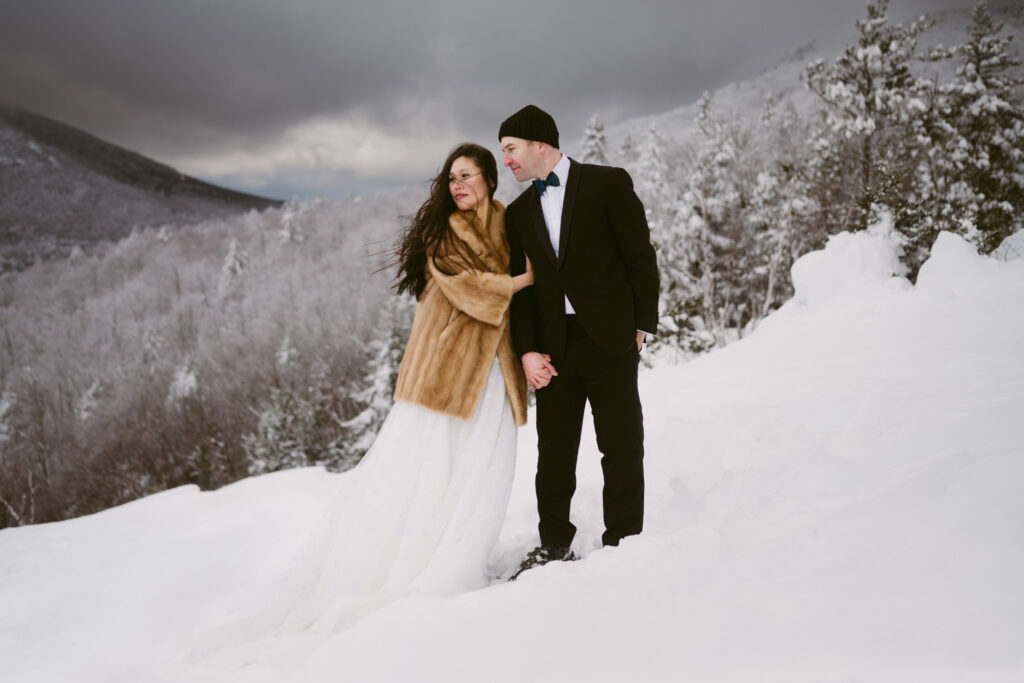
[2,227,1021,682]
[0,105,282,274]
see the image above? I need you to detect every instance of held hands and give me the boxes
[522,351,557,390]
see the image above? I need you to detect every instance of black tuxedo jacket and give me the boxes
[507,158,659,361]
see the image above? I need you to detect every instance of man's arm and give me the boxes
[507,204,557,388]
[605,167,660,336]
[508,204,541,357]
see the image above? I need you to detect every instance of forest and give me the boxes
[1,1,1020,528]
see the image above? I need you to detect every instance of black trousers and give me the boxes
[535,315,645,548]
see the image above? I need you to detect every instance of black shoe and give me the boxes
[508,545,577,582]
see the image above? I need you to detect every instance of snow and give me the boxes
[77,379,101,423]
[0,389,12,444]
[789,216,909,309]
[2,230,1023,682]
[167,363,198,403]
[917,231,1021,296]
[995,229,1024,261]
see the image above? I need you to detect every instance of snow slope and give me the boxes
[586,4,1024,161]
[1,228,1022,682]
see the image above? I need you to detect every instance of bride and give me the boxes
[261,143,532,635]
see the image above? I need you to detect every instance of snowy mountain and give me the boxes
[1,226,1021,682]
[0,105,282,273]
[573,3,1024,160]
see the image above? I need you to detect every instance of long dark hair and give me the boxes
[393,143,498,298]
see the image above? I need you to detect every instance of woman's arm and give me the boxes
[427,253,513,327]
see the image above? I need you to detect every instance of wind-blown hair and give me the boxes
[393,143,498,299]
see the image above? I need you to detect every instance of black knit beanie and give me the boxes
[498,105,559,148]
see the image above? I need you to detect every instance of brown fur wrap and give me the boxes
[393,200,528,426]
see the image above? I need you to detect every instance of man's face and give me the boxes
[500,136,544,182]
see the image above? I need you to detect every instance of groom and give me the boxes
[499,105,659,577]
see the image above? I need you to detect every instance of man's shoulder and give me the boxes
[506,186,535,215]
[572,160,632,185]
[571,160,634,195]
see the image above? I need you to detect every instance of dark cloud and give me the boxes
[1,0,972,197]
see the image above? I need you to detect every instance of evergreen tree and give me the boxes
[802,0,933,194]
[338,293,416,464]
[616,134,638,167]
[662,94,754,346]
[580,114,608,164]
[244,356,350,476]
[218,238,247,296]
[275,334,299,369]
[278,199,306,244]
[635,122,671,204]
[0,388,13,446]
[938,1,1024,252]
[633,123,679,337]
[77,380,101,423]
[800,95,872,251]
[167,361,198,405]
[903,70,959,248]
[747,98,819,319]
[802,0,941,267]
[243,388,320,475]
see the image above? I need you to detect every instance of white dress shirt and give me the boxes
[537,154,576,314]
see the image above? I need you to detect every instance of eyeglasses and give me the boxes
[449,171,483,185]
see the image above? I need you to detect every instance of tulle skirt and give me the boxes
[275,356,517,633]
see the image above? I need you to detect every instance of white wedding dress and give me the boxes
[265,356,517,635]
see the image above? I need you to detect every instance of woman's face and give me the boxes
[448,156,490,212]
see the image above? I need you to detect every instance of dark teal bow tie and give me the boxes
[532,171,560,195]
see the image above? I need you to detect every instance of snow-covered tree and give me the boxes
[275,333,299,369]
[0,388,13,446]
[244,388,321,475]
[658,94,754,348]
[167,362,198,406]
[746,98,821,319]
[616,134,638,167]
[0,190,412,527]
[77,380,101,423]
[156,226,173,243]
[245,292,414,477]
[245,358,348,475]
[635,122,671,204]
[937,1,1024,252]
[141,326,164,371]
[580,114,608,165]
[218,237,247,295]
[802,0,942,265]
[339,293,416,464]
[633,121,677,276]
[279,198,306,244]
[803,0,935,191]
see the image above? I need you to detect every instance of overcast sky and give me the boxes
[1,0,974,199]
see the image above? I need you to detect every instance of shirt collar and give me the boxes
[549,154,571,186]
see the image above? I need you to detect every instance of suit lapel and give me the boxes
[557,158,580,270]
[530,190,558,265]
